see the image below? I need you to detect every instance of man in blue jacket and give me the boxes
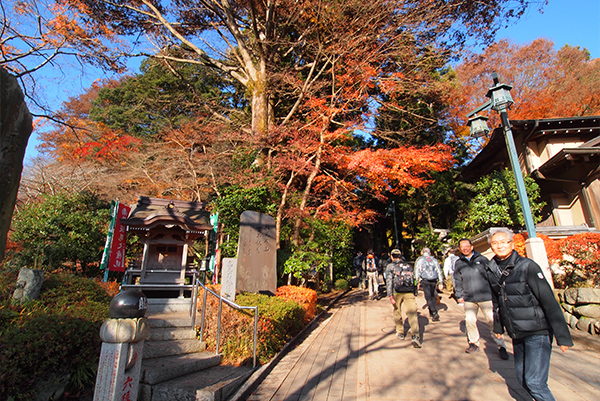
[486,228,573,401]
[454,238,509,359]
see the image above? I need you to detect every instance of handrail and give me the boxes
[121,268,199,318]
[194,278,258,368]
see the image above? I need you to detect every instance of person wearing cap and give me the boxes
[415,247,443,322]
[385,249,421,348]
[485,228,572,401]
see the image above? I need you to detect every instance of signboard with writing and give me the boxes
[220,258,237,302]
[236,211,277,295]
[108,203,131,272]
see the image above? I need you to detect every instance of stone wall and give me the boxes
[559,288,600,335]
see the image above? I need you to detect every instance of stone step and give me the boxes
[143,339,206,359]
[141,352,222,385]
[139,365,254,401]
[147,298,194,314]
[147,313,194,329]
[147,326,197,341]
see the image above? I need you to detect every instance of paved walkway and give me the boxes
[248,288,600,401]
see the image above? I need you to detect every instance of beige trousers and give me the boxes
[393,292,419,336]
[464,300,506,348]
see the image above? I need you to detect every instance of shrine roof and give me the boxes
[121,196,213,231]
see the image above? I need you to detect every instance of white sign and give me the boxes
[221,258,237,302]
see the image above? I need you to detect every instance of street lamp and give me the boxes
[467,73,552,285]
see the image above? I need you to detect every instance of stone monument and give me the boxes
[236,211,277,295]
[12,268,44,303]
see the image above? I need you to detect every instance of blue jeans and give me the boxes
[512,334,555,401]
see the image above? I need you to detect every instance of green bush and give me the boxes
[0,272,110,400]
[238,292,305,362]
[8,191,111,276]
[334,278,349,291]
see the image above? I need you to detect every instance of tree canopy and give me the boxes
[5,0,551,265]
[446,38,600,154]
[454,168,545,236]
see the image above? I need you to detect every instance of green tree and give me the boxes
[9,191,111,275]
[90,54,246,138]
[455,168,545,236]
[210,185,279,257]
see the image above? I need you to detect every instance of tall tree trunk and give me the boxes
[249,62,271,167]
[0,68,33,261]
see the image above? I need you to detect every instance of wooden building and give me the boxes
[120,196,213,296]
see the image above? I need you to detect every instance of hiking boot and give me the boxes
[465,343,479,354]
[431,313,440,322]
[499,347,509,360]
[411,335,421,348]
[396,332,405,340]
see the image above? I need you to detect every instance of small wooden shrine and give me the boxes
[121,196,213,293]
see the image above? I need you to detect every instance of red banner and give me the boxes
[108,202,131,272]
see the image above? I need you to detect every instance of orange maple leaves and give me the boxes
[346,144,455,196]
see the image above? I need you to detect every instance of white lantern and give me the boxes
[467,114,490,137]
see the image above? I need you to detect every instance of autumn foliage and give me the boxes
[512,233,562,264]
[513,232,600,288]
[447,38,600,153]
[558,233,600,287]
[275,285,318,324]
[346,145,455,198]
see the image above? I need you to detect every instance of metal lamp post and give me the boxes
[467,73,552,286]
[387,200,400,249]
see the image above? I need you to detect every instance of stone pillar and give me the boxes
[94,290,149,401]
[525,237,554,289]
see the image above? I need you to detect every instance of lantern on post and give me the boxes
[466,72,553,287]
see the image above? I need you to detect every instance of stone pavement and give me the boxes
[246,288,600,401]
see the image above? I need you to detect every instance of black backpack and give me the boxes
[392,262,416,291]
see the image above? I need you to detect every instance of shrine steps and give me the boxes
[140,364,253,401]
[138,299,254,401]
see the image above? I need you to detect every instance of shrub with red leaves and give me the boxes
[558,233,600,287]
[275,285,318,323]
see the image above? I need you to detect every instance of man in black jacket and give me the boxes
[386,249,421,348]
[454,238,508,359]
[486,228,573,401]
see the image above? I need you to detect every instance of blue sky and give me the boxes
[23,0,600,161]
[495,0,599,58]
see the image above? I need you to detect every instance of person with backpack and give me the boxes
[415,247,443,322]
[385,249,421,348]
[454,238,509,359]
[363,250,379,300]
